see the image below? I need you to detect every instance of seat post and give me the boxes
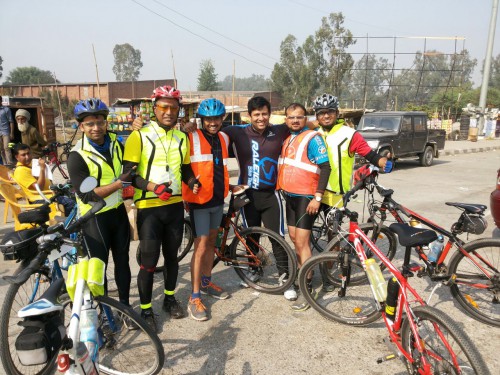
[401,246,413,278]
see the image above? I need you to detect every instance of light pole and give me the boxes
[478,0,499,135]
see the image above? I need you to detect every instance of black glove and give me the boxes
[188,177,202,190]
[154,182,172,201]
[119,167,136,187]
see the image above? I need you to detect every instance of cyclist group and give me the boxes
[15,85,390,332]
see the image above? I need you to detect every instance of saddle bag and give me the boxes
[15,313,65,366]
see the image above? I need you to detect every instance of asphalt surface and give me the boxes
[0,137,499,375]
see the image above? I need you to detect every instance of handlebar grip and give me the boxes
[3,252,49,285]
[47,222,65,234]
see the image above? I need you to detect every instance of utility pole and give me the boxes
[478,0,499,135]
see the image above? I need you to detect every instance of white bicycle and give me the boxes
[3,177,165,375]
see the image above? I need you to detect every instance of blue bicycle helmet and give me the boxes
[197,98,226,117]
[74,98,109,122]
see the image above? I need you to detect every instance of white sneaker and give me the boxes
[284,285,298,301]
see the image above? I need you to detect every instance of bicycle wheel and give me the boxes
[298,252,381,326]
[448,238,500,327]
[51,162,69,182]
[0,265,54,375]
[230,227,297,294]
[310,211,329,253]
[95,296,164,375]
[319,223,397,286]
[401,305,490,375]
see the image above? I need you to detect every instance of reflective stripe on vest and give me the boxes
[277,130,320,196]
[133,121,188,205]
[324,124,355,194]
[182,129,229,204]
[73,133,123,215]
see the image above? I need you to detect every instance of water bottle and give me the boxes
[66,342,98,375]
[364,258,387,302]
[385,277,400,321]
[215,228,224,248]
[80,307,99,364]
[428,234,444,264]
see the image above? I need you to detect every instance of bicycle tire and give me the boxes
[319,223,397,286]
[51,162,69,181]
[310,211,329,253]
[0,265,55,375]
[230,227,297,294]
[135,218,194,272]
[448,238,500,327]
[298,252,381,326]
[401,305,490,375]
[95,296,165,375]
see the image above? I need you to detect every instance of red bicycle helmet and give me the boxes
[151,85,182,104]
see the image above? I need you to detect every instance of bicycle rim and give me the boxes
[401,305,490,375]
[449,238,500,327]
[177,218,194,262]
[299,252,381,325]
[230,227,297,294]
[0,266,55,375]
[95,296,164,375]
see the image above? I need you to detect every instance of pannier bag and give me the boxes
[15,313,65,366]
[0,227,44,261]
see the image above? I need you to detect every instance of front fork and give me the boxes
[338,251,351,297]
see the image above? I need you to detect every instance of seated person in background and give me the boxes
[15,109,47,158]
[12,143,74,216]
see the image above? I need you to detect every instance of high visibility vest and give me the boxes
[133,121,188,208]
[277,130,320,196]
[321,123,356,194]
[182,129,229,204]
[72,133,123,215]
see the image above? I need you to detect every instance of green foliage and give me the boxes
[344,54,391,110]
[271,12,355,105]
[112,44,143,82]
[4,66,59,85]
[0,56,3,80]
[488,54,500,90]
[218,74,271,91]
[39,89,78,120]
[197,60,219,91]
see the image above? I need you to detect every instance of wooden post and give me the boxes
[92,44,101,98]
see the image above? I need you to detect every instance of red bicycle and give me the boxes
[298,165,490,374]
[42,127,79,181]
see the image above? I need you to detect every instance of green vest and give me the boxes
[72,133,123,215]
[133,121,188,206]
[320,122,356,194]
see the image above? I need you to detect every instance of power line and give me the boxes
[152,0,278,62]
[131,0,273,71]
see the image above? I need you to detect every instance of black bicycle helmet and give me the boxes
[312,94,339,112]
[74,98,109,122]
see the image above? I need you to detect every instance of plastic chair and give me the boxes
[0,165,24,224]
[0,181,47,230]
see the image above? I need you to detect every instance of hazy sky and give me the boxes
[1,0,499,93]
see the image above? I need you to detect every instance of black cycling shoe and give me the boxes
[163,297,185,319]
[121,314,139,331]
[140,308,158,332]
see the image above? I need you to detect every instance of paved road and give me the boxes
[0,140,499,374]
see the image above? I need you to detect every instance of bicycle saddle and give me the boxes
[389,223,438,247]
[18,278,65,318]
[231,185,250,196]
[445,202,487,214]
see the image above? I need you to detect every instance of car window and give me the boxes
[402,116,412,132]
[414,116,426,132]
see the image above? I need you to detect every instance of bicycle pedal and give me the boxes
[376,353,398,364]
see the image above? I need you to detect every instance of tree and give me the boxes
[488,54,500,91]
[197,60,219,91]
[4,66,58,85]
[112,43,143,82]
[218,74,271,91]
[271,12,355,105]
[0,56,3,80]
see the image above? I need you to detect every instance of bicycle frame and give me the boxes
[341,210,461,372]
[368,184,497,289]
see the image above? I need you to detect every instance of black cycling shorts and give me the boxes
[283,194,317,230]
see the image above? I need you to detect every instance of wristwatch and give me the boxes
[315,195,322,202]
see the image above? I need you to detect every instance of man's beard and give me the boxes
[17,123,29,132]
